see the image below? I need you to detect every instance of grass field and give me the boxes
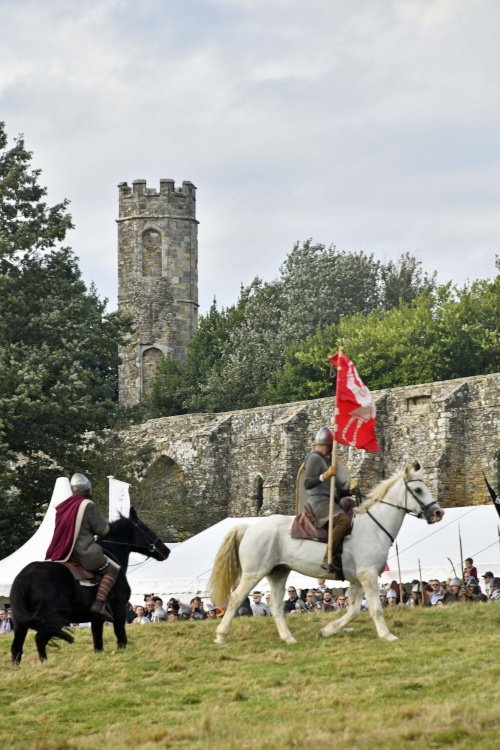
[2,604,499,749]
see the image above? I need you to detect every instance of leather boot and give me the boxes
[321,513,351,575]
[90,598,114,623]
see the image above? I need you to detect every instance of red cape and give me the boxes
[45,494,87,561]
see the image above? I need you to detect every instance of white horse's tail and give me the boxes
[210,525,248,608]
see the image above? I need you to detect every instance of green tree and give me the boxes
[0,123,131,555]
[269,271,499,398]
[149,241,439,416]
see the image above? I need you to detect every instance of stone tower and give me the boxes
[117,179,199,406]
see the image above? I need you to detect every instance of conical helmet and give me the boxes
[315,427,333,445]
[70,473,92,494]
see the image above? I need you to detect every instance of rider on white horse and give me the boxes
[302,426,352,575]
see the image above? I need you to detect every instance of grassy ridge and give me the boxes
[2,605,499,749]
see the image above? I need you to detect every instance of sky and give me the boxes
[1,0,498,314]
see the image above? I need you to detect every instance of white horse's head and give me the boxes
[358,461,444,524]
[402,462,444,524]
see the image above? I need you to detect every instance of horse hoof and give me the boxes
[285,636,297,645]
[384,633,399,642]
[214,636,226,645]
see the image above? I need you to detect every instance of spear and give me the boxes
[326,343,343,568]
[447,557,457,578]
[458,523,465,586]
[418,558,425,607]
[396,541,404,605]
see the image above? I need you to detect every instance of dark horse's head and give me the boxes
[107,507,170,561]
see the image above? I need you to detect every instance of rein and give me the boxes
[365,478,437,542]
[102,520,164,559]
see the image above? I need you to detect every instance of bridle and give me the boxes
[103,519,168,559]
[365,477,440,544]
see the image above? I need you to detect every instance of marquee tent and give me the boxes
[0,477,71,598]
[127,505,500,602]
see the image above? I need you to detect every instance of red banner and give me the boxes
[329,352,380,452]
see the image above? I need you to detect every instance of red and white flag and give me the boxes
[329,352,380,452]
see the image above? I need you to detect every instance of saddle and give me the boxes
[57,561,99,587]
[290,503,328,542]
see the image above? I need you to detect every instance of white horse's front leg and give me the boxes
[214,573,260,645]
[358,570,398,642]
[319,582,363,638]
[267,570,297,644]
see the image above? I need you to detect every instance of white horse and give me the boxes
[210,463,444,645]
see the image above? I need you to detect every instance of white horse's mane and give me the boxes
[355,467,420,514]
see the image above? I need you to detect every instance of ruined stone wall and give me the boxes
[117,179,199,406]
[126,373,499,538]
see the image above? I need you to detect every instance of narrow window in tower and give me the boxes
[142,229,162,277]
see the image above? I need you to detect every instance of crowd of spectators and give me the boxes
[2,559,499,633]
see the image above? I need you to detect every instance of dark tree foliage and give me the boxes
[0,123,131,555]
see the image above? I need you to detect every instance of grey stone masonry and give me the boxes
[126,372,499,539]
[117,179,199,405]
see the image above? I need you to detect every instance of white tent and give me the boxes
[381,505,500,585]
[0,477,71,598]
[126,517,331,603]
[127,506,500,602]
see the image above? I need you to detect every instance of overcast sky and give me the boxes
[1,0,498,313]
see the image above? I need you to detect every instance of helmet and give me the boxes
[70,473,92,494]
[386,589,398,599]
[379,589,387,598]
[450,577,462,587]
[315,427,333,445]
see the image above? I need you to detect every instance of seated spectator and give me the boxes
[463,577,487,602]
[489,577,500,601]
[379,589,387,608]
[335,594,348,610]
[125,602,136,624]
[284,586,305,614]
[443,577,462,604]
[235,596,253,617]
[250,591,271,616]
[144,600,156,621]
[481,572,494,598]
[164,598,179,620]
[152,597,166,621]
[428,579,445,605]
[133,605,150,623]
[386,589,399,606]
[0,608,13,634]
[322,591,337,612]
[304,590,317,612]
[407,583,426,606]
[190,596,206,620]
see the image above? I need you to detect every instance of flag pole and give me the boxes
[326,343,343,567]
[396,541,404,606]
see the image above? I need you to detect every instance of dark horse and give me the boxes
[10,507,169,663]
